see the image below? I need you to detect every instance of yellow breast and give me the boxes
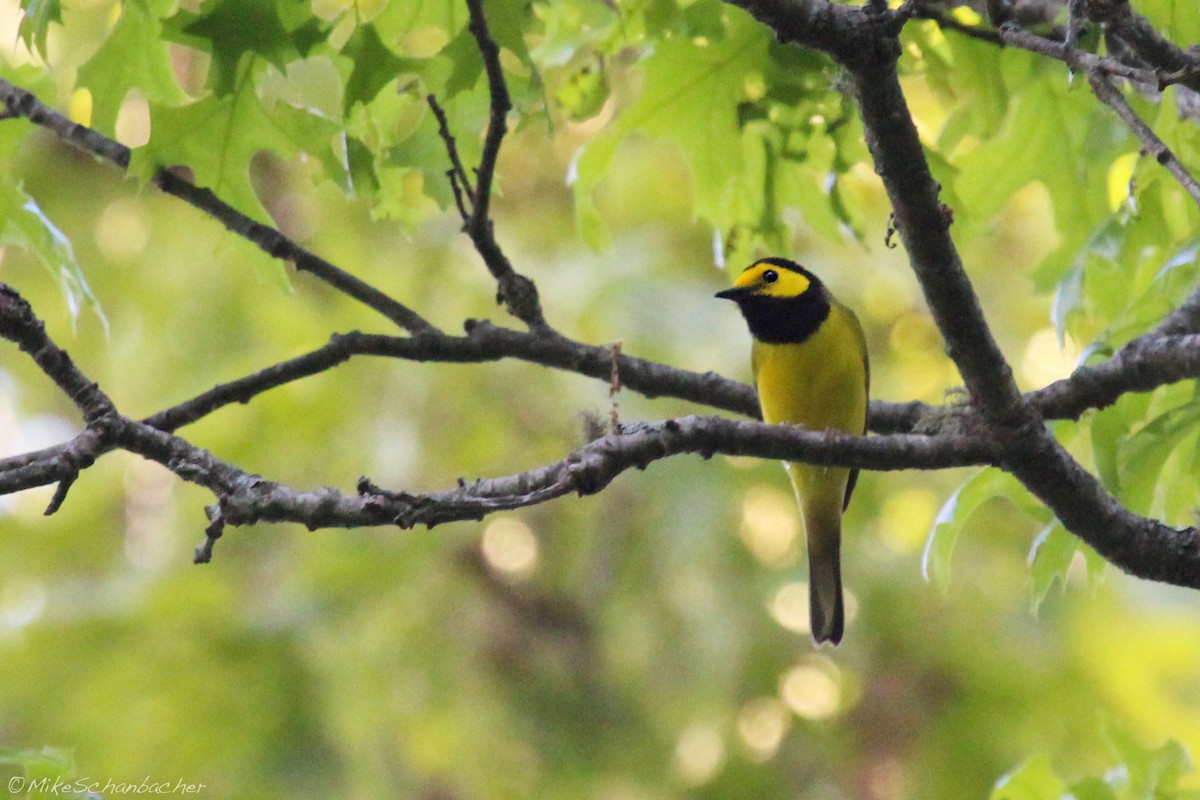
[751,300,868,436]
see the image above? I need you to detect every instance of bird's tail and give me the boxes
[806,522,844,647]
[803,494,845,646]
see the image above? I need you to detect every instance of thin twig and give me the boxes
[437,0,553,335]
[1082,0,1200,94]
[426,93,476,208]
[0,284,114,422]
[998,24,1155,83]
[466,0,511,224]
[0,79,434,335]
[1064,0,1084,54]
[908,1,1004,45]
[1086,70,1200,209]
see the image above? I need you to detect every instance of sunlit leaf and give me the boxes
[1103,720,1195,798]
[0,179,105,331]
[1106,152,1138,213]
[922,468,1035,593]
[573,6,770,247]
[990,754,1067,800]
[76,1,188,136]
[130,86,339,229]
[16,0,62,59]
[1117,400,1200,515]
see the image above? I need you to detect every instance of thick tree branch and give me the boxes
[1001,421,1200,587]
[847,62,1027,425]
[4,0,1200,591]
[1031,333,1200,420]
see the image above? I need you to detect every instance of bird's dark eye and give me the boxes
[762,269,778,284]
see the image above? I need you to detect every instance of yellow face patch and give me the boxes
[732,260,813,299]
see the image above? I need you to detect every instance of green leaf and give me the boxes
[934,32,1010,153]
[1100,229,1200,346]
[1089,391,1150,496]
[483,0,537,70]
[957,68,1116,274]
[0,179,105,330]
[1104,721,1195,798]
[0,746,75,774]
[529,0,618,68]
[554,61,609,122]
[1117,400,1200,515]
[573,6,770,247]
[1028,522,1074,612]
[990,754,1067,800]
[1065,776,1118,800]
[342,23,406,114]
[381,90,480,215]
[131,80,339,228]
[1027,520,1103,612]
[1050,261,1083,345]
[17,0,62,59]
[76,2,188,136]
[164,0,314,96]
[923,468,1033,593]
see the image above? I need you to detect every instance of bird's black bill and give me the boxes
[715,287,751,301]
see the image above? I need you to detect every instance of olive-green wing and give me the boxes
[842,305,870,511]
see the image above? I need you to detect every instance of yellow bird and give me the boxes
[717,258,869,645]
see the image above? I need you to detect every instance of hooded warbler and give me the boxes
[717,258,869,646]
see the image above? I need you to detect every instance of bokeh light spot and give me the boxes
[1021,328,1080,388]
[740,485,800,568]
[96,198,150,264]
[737,697,790,761]
[770,582,810,635]
[115,89,150,148]
[878,488,939,554]
[481,517,539,579]
[781,663,841,720]
[673,723,724,786]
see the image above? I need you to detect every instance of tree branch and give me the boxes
[0,280,995,563]
[0,284,114,423]
[4,0,1200,591]
[424,0,553,336]
[1082,0,1200,93]
[1031,333,1200,420]
[907,1,1004,44]
[1085,70,1200,208]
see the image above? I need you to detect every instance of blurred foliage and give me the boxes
[0,1,1199,799]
